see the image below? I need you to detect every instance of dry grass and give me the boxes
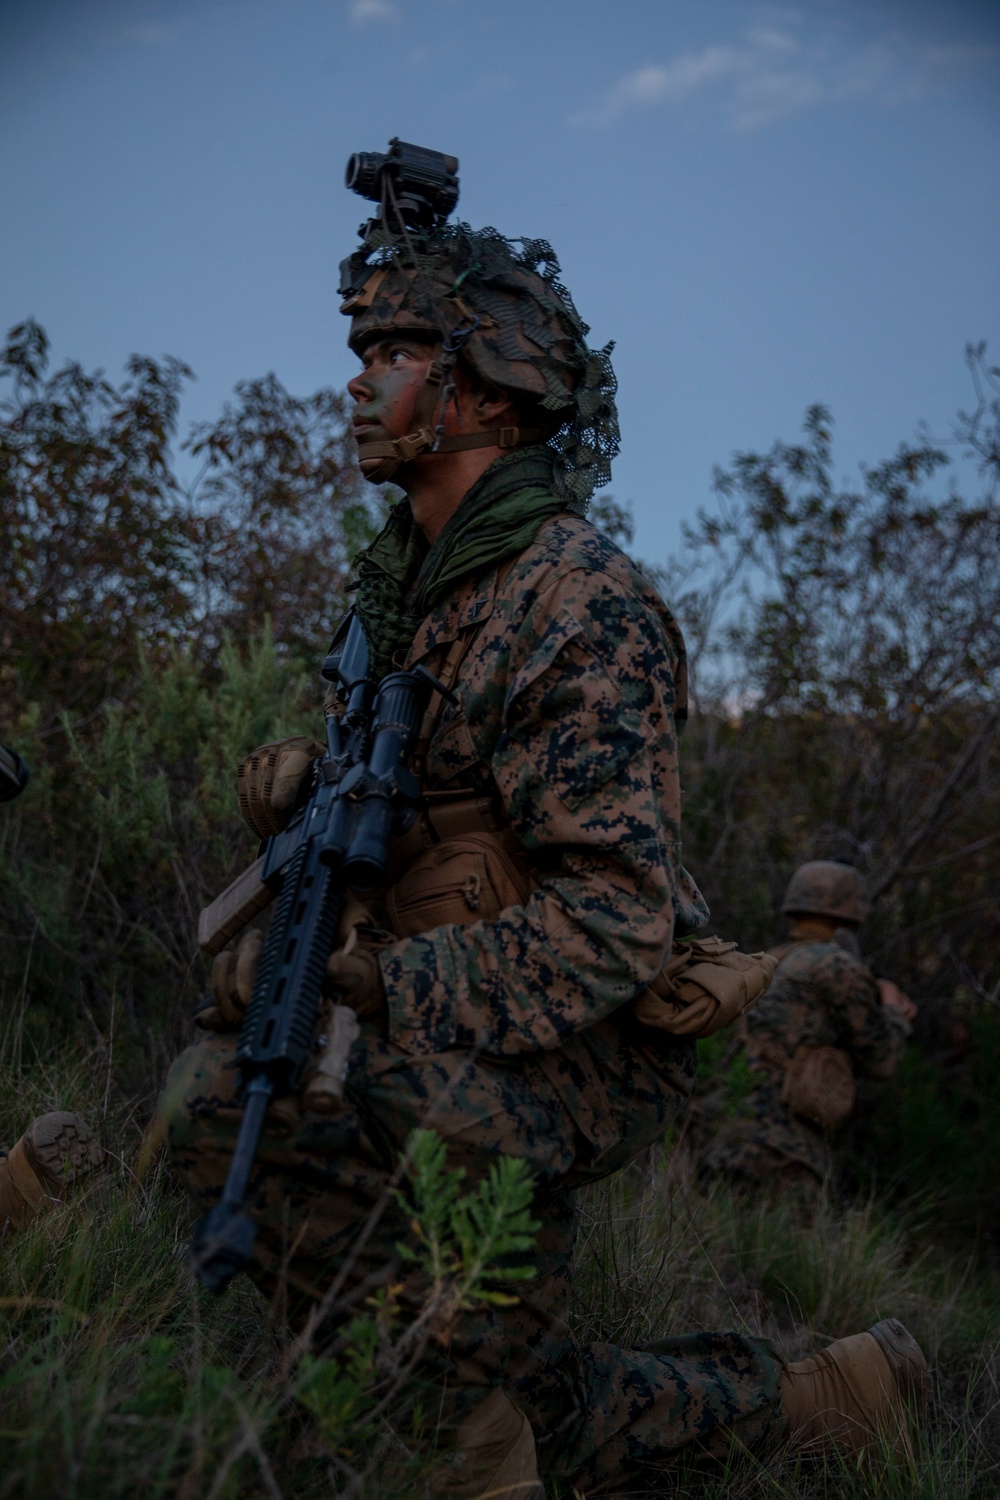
[568,1146,1000,1498]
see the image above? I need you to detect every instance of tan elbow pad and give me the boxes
[632,937,778,1039]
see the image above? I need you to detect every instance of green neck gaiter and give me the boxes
[352,446,568,678]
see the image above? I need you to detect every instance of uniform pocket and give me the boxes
[426,709,481,784]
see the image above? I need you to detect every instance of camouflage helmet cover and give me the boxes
[340,223,619,507]
[781,861,870,925]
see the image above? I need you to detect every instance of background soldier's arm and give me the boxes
[830,954,909,1080]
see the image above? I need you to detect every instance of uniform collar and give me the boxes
[406,567,498,667]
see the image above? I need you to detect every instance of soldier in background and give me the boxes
[0,746,104,1235]
[698,860,916,1192]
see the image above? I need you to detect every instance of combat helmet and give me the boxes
[781,861,870,925]
[338,138,618,505]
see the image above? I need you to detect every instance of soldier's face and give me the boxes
[348,335,440,445]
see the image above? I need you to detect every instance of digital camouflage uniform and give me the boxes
[698,935,908,1187]
[162,507,787,1490]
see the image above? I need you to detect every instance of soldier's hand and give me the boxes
[877,978,917,1024]
[198,927,263,1030]
[325,900,390,1018]
[236,736,324,839]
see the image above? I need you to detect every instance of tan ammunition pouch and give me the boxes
[631,938,777,1040]
[381,621,532,933]
[782,1046,856,1132]
[387,830,532,935]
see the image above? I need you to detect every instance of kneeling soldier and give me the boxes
[158,151,926,1494]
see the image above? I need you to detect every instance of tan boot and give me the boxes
[0,1112,103,1231]
[429,1387,543,1498]
[780,1318,928,1457]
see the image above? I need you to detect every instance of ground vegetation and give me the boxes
[0,326,997,1495]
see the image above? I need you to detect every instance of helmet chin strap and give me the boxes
[356,421,545,483]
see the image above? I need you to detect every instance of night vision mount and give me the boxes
[339,137,459,298]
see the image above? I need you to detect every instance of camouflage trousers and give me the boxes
[695,1076,830,1194]
[160,1026,786,1492]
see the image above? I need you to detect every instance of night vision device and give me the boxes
[340,137,459,298]
[345,138,458,229]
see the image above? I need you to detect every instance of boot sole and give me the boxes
[23,1112,103,1187]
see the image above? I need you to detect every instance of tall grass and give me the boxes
[0,1026,539,1499]
[569,1149,1000,1499]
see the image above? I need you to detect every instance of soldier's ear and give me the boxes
[472,379,516,425]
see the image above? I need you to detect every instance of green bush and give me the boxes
[848,1011,1000,1230]
[0,631,322,1118]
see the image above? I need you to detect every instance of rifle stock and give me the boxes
[197,855,273,955]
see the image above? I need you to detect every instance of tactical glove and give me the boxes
[324,899,390,1018]
[198,927,263,1031]
[236,735,324,839]
[197,905,388,1035]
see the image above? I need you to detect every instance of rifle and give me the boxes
[190,613,440,1292]
[0,745,30,802]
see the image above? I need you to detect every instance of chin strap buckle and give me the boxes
[392,429,437,464]
[497,426,520,448]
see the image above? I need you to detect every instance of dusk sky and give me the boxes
[2,0,997,562]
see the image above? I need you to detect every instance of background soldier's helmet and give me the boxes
[780,861,870,925]
[340,224,619,508]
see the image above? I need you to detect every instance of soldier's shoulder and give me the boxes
[506,513,680,638]
[775,939,869,983]
[504,511,626,577]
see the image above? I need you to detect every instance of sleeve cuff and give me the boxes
[379,931,461,1055]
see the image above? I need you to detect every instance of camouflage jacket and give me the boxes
[745,937,908,1082]
[375,513,708,1153]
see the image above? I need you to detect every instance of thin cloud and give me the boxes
[349,0,400,26]
[586,49,744,123]
[120,23,177,47]
[575,17,997,133]
[745,26,800,57]
[732,67,823,132]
